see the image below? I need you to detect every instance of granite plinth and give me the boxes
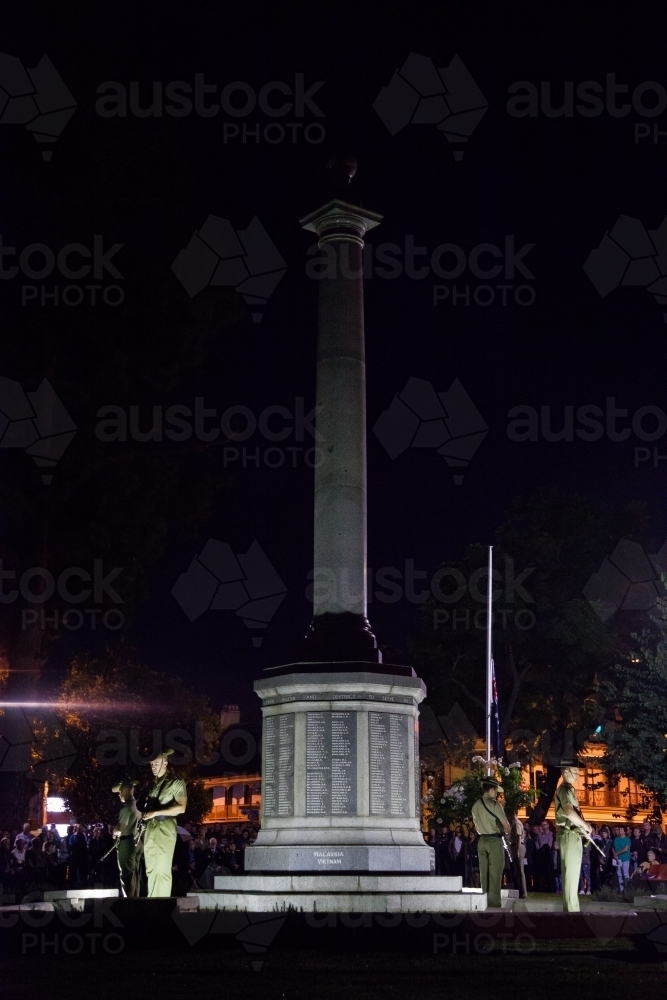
[244,844,434,872]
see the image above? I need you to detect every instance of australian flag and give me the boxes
[491,658,501,758]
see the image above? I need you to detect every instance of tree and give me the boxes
[56,650,222,825]
[597,595,667,816]
[424,758,534,830]
[412,490,648,821]
[0,114,242,824]
[424,756,534,892]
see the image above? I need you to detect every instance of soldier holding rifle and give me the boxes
[141,748,187,897]
[111,778,141,897]
[554,757,601,912]
[471,776,511,908]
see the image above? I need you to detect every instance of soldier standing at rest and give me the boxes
[111,779,141,897]
[554,757,592,913]
[471,776,510,909]
[142,749,187,897]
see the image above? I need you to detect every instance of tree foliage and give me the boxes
[413,490,647,742]
[423,757,535,830]
[597,595,667,813]
[57,650,221,824]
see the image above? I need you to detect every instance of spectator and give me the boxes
[449,825,465,878]
[68,823,89,890]
[193,832,208,882]
[552,838,562,893]
[226,842,241,875]
[434,829,449,876]
[590,824,604,891]
[88,826,105,884]
[11,837,27,870]
[536,820,554,891]
[205,836,224,868]
[612,825,631,891]
[43,842,63,887]
[198,836,228,889]
[597,826,614,887]
[630,827,642,874]
[14,823,32,848]
[0,835,12,879]
[56,832,70,869]
[24,840,49,884]
[640,821,662,862]
[579,840,591,895]
[102,825,118,888]
[660,824,667,864]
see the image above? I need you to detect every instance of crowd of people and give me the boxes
[429,818,667,895]
[0,820,259,896]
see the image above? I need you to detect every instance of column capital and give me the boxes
[299,199,382,247]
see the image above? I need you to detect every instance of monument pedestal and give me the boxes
[244,670,434,875]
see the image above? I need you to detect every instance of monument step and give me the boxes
[189,890,487,913]
[44,889,120,900]
[213,875,462,892]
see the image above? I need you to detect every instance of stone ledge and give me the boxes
[254,672,426,701]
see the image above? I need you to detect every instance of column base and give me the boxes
[301,612,383,662]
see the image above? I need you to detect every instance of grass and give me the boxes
[2,944,666,999]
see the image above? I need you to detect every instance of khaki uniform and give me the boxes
[471,794,508,908]
[116,798,141,898]
[143,773,187,898]
[555,781,582,912]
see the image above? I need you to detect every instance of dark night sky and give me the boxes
[2,4,667,726]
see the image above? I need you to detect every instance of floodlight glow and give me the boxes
[46,796,66,812]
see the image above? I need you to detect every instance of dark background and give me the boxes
[2,3,666,725]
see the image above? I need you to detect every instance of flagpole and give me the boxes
[486,545,493,767]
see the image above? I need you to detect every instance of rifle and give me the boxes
[501,833,513,864]
[134,817,146,847]
[99,840,118,863]
[572,802,606,859]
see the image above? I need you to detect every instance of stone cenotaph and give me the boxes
[188,164,487,912]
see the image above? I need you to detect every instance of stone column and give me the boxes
[242,178,433,876]
[299,199,382,662]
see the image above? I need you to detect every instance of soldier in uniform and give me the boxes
[111,779,141,897]
[554,757,592,912]
[141,749,187,897]
[471,777,510,908]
